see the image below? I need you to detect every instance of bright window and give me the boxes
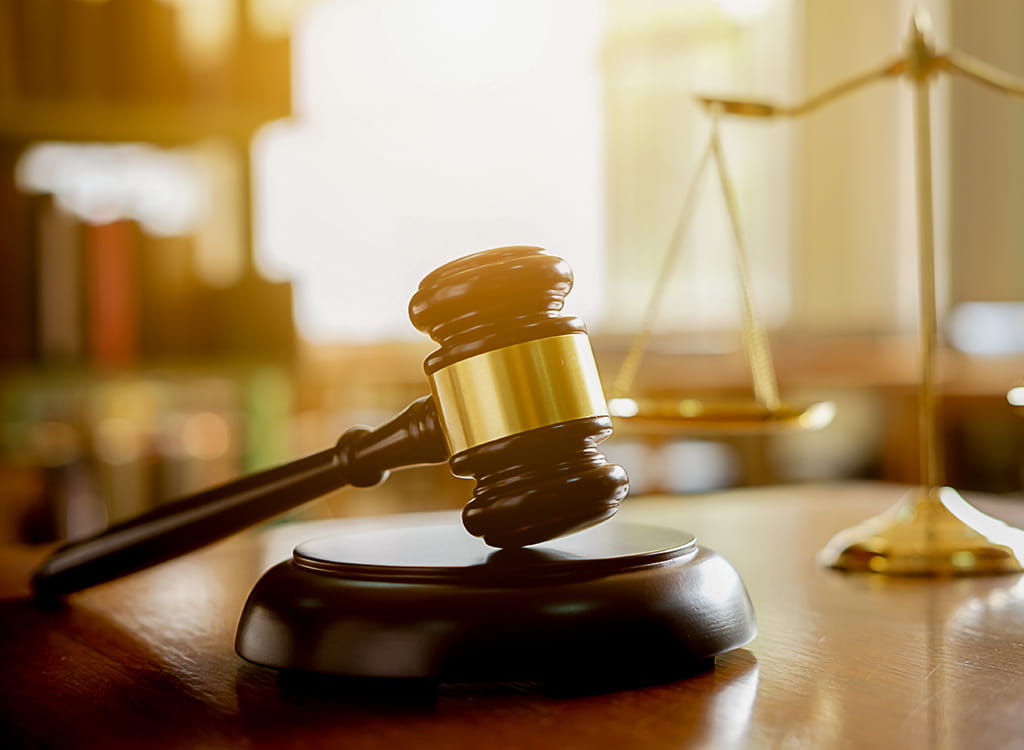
[253,0,608,342]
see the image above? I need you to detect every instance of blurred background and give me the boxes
[2,0,1023,545]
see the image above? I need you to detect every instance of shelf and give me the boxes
[0,97,290,144]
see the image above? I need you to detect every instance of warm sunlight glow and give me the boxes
[715,0,773,24]
[253,0,606,342]
[161,0,238,69]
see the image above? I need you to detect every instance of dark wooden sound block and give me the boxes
[235,518,756,683]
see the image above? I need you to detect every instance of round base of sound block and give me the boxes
[235,518,756,682]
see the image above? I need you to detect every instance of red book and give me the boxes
[83,219,139,368]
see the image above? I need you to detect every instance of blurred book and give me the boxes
[109,0,187,103]
[0,1,15,98]
[137,232,205,361]
[11,0,66,100]
[0,146,37,364]
[83,218,140,368]
[64,0,112,100]
[215,269,297,360]
[34,194,84,364]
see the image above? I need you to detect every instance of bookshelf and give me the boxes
[0,0,302,542]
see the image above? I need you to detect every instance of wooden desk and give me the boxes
[2,482,1023,748]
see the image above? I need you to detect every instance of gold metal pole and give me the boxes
[698,57,905,120]
[943,50,1024,99]
[708,114,780,411]
[910,17,944,493]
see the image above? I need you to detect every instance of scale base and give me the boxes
[236,519,756,683]
[819,485,1024,575]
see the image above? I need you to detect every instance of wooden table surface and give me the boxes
[2,481,1023,749]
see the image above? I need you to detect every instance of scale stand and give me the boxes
[701,11,1024,574]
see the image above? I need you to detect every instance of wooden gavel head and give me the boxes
[409,246,629,548]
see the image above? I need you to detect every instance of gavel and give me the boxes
[33,246,629,597]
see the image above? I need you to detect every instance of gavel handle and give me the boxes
[32,395,448,598]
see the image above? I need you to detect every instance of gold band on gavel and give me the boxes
[428,333,609,455]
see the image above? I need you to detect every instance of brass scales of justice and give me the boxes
[611,11,1024,575]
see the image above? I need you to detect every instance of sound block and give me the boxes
[236,518,756,683]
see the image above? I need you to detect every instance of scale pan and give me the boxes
[608,397,835,436]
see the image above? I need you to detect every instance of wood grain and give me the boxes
[1,482,1023,749]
